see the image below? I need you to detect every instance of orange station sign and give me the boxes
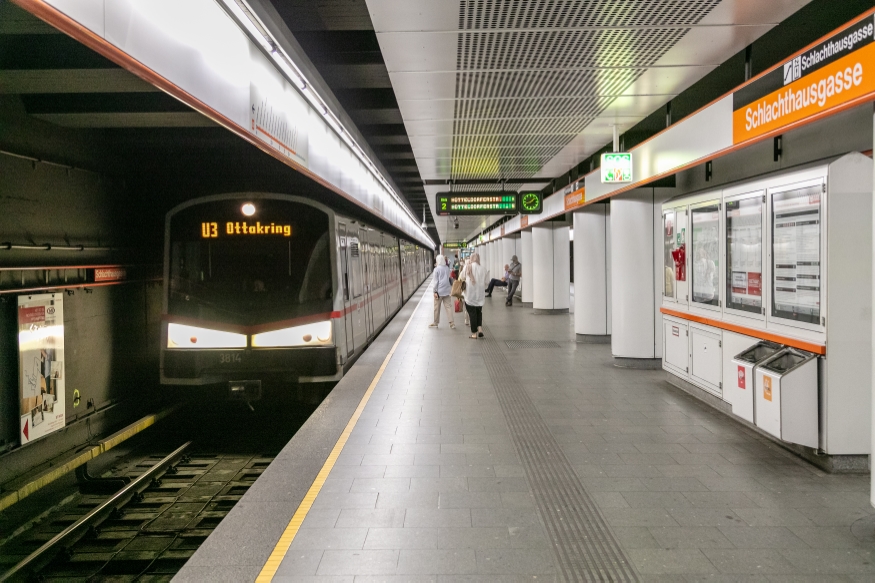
[733,14,875,144]
[564,187,585,211]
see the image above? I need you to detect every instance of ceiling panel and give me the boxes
[397,98,456,121]
[387,71,457,100]
[367,0,813,242]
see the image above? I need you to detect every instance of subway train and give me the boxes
[160,193,432,395]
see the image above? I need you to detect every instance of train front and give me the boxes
[160,196,338,396]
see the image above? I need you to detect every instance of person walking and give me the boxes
[461,258,471,328]
[485,264,509,297]
[461,253,488,338]
[506,255,522,306]
[430,255,455,329]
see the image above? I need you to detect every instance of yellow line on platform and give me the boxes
[256,293,424,582]
[0,406,179,513]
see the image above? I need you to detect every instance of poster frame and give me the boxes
[724,189,767,322]
[767,177,827,333]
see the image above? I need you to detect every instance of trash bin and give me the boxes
[730,341,783,423]
[755,348,819,448]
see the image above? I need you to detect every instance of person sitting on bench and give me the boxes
[485,264,509,297]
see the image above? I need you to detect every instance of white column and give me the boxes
[532,223,570,313]
[521,229,533,305]
[574,204,611,340]
[610,189,670,365]
[500,237,514,276]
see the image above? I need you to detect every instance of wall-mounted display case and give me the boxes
[770,180,824,330]
[690,201,720,309]
[725,191,764,319]
[659,153,872,456]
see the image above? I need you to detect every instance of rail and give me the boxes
[1,243,116,252]
[0,441,192,582]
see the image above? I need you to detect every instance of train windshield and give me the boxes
[168,199,332,326]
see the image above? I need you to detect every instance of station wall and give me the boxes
[0,149,162,453]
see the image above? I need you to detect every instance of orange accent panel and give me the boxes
[733,44,875,144]
[660,307,826,356]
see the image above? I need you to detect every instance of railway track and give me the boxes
[0,388,327,581]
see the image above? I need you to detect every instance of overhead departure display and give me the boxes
[436,193,518,216]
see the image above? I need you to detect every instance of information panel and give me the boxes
[18,293,66,445]
[436,193,518,216]
[691,204,720,307]
[726,196,764,314]
[772,184,822,324]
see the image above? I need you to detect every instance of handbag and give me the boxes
[454,299,463,313]
[450,279,466,299]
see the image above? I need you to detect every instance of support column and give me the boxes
[500,237,514,276]
[573,204,611,343]
[521,230,533,306]
[532,222,570,314]
[610,189,670,368]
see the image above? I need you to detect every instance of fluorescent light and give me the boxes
[252,321,333,348]
[218,0,433,244]
[167,323,246,349]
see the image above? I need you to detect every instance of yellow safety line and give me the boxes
[0,406,179,513]
[256,292,424,582]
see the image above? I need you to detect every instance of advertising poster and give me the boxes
[726,197,763,314]
[772,185,822,324]
[18,294,66,445]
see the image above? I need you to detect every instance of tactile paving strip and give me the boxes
[482,327,639,582]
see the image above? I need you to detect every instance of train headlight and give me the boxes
[167,323,246,349]
[251,320,332,348]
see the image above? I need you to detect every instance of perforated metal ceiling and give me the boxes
[451,0,718,180]
[366,0,813,240]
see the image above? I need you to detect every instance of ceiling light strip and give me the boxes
[217,0,428,241]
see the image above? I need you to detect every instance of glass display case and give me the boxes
[771,183,822,326]
[691,202,720,307]
[725,193,764,316]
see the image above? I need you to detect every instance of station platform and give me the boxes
[175,282,875,582]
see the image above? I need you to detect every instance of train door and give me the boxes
[348,234,366,351]
[338,224,355,356]
[359,228,374,340]
[381,236,390,318]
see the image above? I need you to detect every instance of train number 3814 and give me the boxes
[220,353,243,364]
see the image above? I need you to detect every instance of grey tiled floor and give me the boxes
[273,292,875,581]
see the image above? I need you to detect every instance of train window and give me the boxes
[168,199,331,325]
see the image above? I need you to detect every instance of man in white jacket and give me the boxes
[429,255,455,329]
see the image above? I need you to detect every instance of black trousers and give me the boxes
[466,303,482,333]
[485,278,507,294]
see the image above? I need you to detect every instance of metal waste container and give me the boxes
[730,341,783,423]
[755,348,819,448]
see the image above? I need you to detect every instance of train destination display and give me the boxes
[436,193,518,216]
[200,221,293,238]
